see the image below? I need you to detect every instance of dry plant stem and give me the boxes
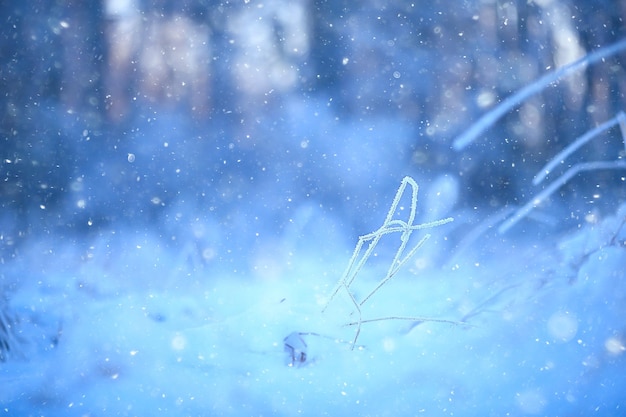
[453,38,626,151]
[322,176,457,349]
[451,39,626,234]
[500,110,626,233]
[533,111,626,185]
[345,316,468,326]
[499,160,626,234]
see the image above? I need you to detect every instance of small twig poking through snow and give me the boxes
[283,331,308,367]
[322,176,463,349]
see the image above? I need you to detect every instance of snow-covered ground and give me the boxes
[2,179,625,416]
[2,4,626,414]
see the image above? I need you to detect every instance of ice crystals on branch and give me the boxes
[321,176,463,349]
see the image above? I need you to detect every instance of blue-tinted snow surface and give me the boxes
[2,1,626,415]
[1,185,625,416]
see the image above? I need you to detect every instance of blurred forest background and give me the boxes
[1,0,626,274]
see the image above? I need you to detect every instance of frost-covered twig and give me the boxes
[499,110,626,234]
[453,38,626,151]
[533,112,626,185]
[322,176,461,349]
[500,160,626,234]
